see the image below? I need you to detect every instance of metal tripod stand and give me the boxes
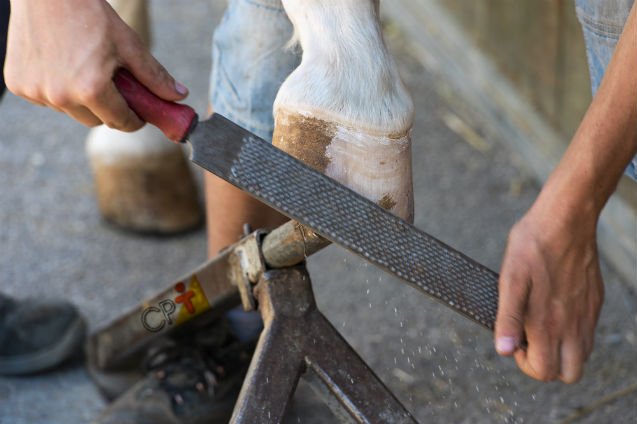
[231,264,416,423]
[89,221,418,423]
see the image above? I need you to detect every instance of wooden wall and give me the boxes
[437,0,635,217]
[441,0,591,141]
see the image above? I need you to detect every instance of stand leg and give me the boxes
[231,266,417,424]
[230,320,305,423]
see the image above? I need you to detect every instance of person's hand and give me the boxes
[495,2,635,384]
[4,0,188,131]
[494,191,604,383]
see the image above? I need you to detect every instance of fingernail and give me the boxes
[496,336,517,353]
[175,81,188,96]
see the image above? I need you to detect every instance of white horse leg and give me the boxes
[274,0,414,221]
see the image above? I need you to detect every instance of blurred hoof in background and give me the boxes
[86,124,203,235]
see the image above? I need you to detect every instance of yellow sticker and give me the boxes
[174,274,211,326]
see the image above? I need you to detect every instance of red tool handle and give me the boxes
[113,69,197,143]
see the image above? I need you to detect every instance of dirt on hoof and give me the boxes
[273,111,336,173]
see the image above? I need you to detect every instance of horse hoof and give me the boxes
[86,124,202,234]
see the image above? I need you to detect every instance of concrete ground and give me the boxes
[0,1,635,423]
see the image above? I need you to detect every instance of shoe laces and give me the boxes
[137,317,257,414]
[139,331,229,410]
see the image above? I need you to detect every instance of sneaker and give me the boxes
[0,293,86,375]
[92,318,254,424]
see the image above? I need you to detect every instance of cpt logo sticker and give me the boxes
[140,275,210,332]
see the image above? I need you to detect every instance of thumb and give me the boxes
[118,33,188,102]
[494,263,530,356]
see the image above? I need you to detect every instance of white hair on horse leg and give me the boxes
[275,0,413,134]
[273,0,415,222]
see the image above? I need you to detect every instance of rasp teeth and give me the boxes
[190,114,499,331]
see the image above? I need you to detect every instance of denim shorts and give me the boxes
[209,0,299,142]
[575,0,636,180]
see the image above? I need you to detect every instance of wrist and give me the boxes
[529,169,600,240]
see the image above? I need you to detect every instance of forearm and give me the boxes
[538,4,636,221]
[495,5,635,383]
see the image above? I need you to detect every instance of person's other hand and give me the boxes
[4,0,188,130]
[494,194,604,383]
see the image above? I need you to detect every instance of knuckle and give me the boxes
[500,313,524,329]
[45,88,72,108]
[75,75,109,105]
[117,29,144,52]
[76,83,102,105]
[529,355,559,382]
[502,276,528,294]
[498,279,530,317]
[536,368,559,382]
[5,76,35,100]
[543,313,563,335]
[10,84,30,99]
[22,87,42,101]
